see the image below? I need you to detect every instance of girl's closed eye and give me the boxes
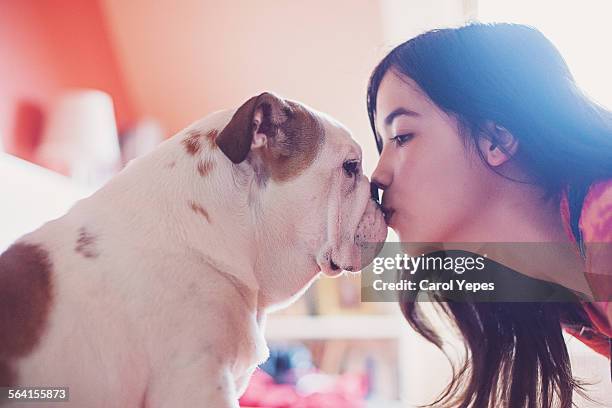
[391,133,414,146]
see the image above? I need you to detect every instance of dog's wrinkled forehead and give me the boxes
[215,92,327,182]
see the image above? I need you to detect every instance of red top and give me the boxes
[560,180,612,358]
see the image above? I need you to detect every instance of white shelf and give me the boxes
[264,314,405,340]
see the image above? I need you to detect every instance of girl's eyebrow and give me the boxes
[375,107,420,150]
[384,107,421,126]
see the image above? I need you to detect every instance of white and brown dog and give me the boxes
[0,92,387,407]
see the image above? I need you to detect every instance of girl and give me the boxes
[368,23,611,407]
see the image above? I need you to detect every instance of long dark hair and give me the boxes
[367,23,612,407]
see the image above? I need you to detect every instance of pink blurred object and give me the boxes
[240,369,367,408]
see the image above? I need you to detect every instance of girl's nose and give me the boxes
[371,152,393,194]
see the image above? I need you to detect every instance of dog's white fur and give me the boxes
[2,95,387,407]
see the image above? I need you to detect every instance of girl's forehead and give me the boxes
[375,72,436,131]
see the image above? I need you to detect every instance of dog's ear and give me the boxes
[216,92,290,164]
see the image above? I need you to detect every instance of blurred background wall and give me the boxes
[0,0,469,176]
[101,0,384,139]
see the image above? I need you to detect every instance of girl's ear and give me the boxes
[478,122,519,166]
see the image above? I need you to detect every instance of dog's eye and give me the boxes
[343,160,359,177]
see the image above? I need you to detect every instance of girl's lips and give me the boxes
[382,206,395,224]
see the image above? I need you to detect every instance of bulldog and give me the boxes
[0,92,387,407]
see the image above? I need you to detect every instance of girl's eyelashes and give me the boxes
[391,133,415,147]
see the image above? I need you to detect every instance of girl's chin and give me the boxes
[390,220,414,241]
[394,229,416,243]
[394,224,436,244]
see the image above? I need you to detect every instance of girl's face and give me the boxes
[372,70,497,242]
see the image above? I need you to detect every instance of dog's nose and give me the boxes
[370,182,381,204]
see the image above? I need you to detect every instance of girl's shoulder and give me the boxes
[579,179,612,242]
[560,179,612,242]
[560,179,612,358]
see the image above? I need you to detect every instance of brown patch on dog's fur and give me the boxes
[188,201,211,222]
[183,129,219,156]
[197,159,214,177]
[75,227,99,259]
[182,130,202,155]
[0,243,54,386]
[205,129,218,150]
[261,100,325,182]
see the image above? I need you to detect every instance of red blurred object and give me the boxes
[11,101,44,163]
[240,369,367,408]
